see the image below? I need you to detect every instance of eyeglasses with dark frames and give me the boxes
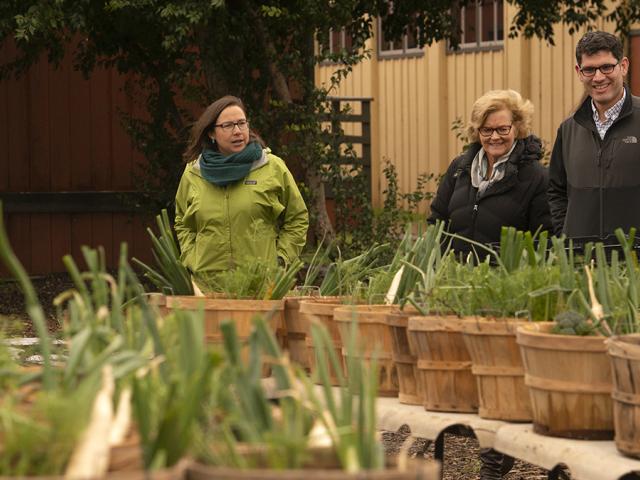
[215,119,249,132]
[478,125,513,137]
[579,62,619,77]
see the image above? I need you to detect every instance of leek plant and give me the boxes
[195,313,390,473]
[54,245,163,388]
[301,317,384,472]
[132,308,223,469]
[392,221,447,309]
[0,371,101,476]
[302,236,334,288]
[567,229,640,335]
[0,245,129,475]
[197,316,314,469]
[57,243,225,468]
[0,202,54,389]
[354,227,422,305]
[132,209,194,295]
[318,243,389,297]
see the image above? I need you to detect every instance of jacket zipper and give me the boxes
[225,186,233,267]
[472,203,479,237]
[597,146,604,238]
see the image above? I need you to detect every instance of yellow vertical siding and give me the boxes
[315,7,618,210]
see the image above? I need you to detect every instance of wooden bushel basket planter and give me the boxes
[283,295,333,372]
[462,317,532,421]
[299,297,352,385]
[165,296,285,375]
[1,469,185,480]
[407,315,479,413]
[333,305,400,397]
[608,334,640,457]
[517,322,613,439]
[186,459,439,480]
[387,309,421,405]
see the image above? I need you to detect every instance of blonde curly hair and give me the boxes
[466,89,534,142]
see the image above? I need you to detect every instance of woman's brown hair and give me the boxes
[182,95,265,163]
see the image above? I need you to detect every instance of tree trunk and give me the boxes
[306,168,335,244]
[245,1,335,242]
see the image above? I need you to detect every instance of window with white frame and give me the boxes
[455,0,504,50]
[378,17,423,58]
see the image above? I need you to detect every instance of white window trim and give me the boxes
[377,18,424,59]
[454,0,504,52]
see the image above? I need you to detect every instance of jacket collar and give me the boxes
[573,85,633,132]
[460,135,542,171]
[459,136,542,198]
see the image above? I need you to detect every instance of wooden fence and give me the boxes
[0,42,155,276]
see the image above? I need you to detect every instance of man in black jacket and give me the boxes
[548,31,640,238]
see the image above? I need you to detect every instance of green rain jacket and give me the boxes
[174,148,309,274]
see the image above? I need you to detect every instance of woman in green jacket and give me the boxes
[175,95,309,281]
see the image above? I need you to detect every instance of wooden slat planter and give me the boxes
[299,298,352,385]
[387,309,421,405]
[608,334,640,457]
[462,317,532,421]
[333,305,399,397]
[408,315,479,413]
[165,296,285,375]
[517,323,613,440]
[148,293,170,317]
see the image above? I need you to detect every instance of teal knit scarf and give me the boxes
[199,141,263,187]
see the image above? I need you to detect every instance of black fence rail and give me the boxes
[0,191,146,213]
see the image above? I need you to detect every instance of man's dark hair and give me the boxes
[575,31,623,65]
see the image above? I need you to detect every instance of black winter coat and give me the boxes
[427,136,552,256]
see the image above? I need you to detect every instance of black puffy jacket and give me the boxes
[427,135,552,255]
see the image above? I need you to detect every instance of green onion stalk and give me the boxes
[132,209,194,296]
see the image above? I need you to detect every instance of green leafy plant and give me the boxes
[552,310,595,336]
[195,258,303,300]
[329,160,436,261]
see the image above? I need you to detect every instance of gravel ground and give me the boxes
[2,273,562,479]
[0,273,72,336]
[382,424,556,479]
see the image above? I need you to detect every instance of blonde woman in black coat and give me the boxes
[428,89,552,258]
